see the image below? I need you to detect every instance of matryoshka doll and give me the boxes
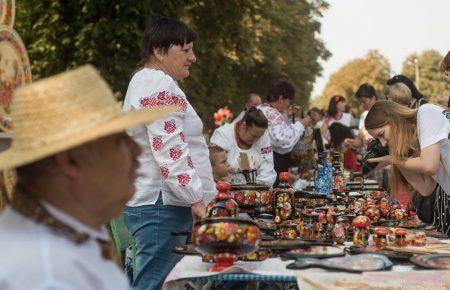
[273,172,296,224]
[352,215,371,247]
[332,216,347,244]
[206,181,238,218]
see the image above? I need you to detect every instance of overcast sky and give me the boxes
[311,0,450,98]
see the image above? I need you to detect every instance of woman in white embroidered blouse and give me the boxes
[122,18,215,290]
[257,79,311,184]
[210,109,276,187]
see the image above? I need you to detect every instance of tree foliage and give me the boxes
[401,50,450,103]
[14,0,329,130]
[313,50,391,115]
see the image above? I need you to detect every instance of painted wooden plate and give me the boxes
[0,25,31,131]
[410,254,450,270]
[0,0,14,27]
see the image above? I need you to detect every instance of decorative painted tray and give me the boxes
[0,25,32,131]
[410,254,450,270]
[0,0,14,27]
[280,246,345,260]
[287,253,393,273]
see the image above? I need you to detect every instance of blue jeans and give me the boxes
[124,195,192,290]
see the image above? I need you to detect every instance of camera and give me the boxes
[359,139,389,175]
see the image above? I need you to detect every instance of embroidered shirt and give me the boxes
[210,122,277,187]
[123,68,215,207]
[0,205,129,290]
[257,104,305,154]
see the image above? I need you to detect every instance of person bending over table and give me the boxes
[258,79,311,185]
[366,101,450,235]
[210,108,276,187]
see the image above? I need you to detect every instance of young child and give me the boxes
[208,144,231,183]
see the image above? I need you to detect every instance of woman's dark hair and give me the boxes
[242,108,268,128]
[355,83,377,100]
[308,107,323,116]
[327,95,346,117]
[386,75,425,101]
[441,51,450,73]
[329,122,354,149]
[140,18,197,64]
[266,79,295,102]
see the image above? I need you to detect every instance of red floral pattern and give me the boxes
[178,174,191,186]
[152,136,163,151]
[260,146,272,154]
[187,156,194,168]
[139,91,187,112]
[160,166,169,180]
[164,119,177,134]
[169,146,183,161]
[179,132,186,143]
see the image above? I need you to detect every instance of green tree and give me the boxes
[14,0,329,130]
[313,50,391,115]
[401,50,450,103]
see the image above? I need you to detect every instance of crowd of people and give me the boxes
[0,17,449,290]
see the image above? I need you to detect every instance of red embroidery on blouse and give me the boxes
[187,156,194,169]
[179,132,186,143]
[178,174,191,186]
[139,91,187,112]
[160,166,169,180]
[152,136,163,151]
[260,146,273,154]
[164,119,177,134]
[169,146,183,161]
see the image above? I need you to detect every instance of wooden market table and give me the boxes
[163,242,450,290]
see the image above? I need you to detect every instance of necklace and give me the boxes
[10,184,117,262]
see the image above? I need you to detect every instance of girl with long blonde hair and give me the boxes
[365,100,450,234]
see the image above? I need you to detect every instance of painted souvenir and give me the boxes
[287,254,393,272]
[0,25,32,131]
[273,172,296,224]
[207,181,238,218]
[410,254,450,270]
[230,183,272,213]
[391,207,407,220]
[332,218,346,244]
[333,174,344,192]
[352,215,371,247]
[373,227,389,249]
[365,206,380,222]
[192,218,261,271]
[394,228,407,247]
[412,231,427,247]
[277,223,297,240]
[240,248,270,261]
[0,0,15,26]
[310,212,323,239]
[315,152,333,195]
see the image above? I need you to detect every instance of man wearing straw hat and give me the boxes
[0,65,174,290]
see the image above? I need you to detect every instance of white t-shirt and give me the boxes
[0,205,129,290]
[417,104,450,195]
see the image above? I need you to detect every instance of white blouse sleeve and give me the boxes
[139,89,204,205]
[256,132,277,187]
[268,111,304,153]
[417,104,450,149]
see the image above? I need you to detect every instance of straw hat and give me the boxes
[0,65,175,170]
